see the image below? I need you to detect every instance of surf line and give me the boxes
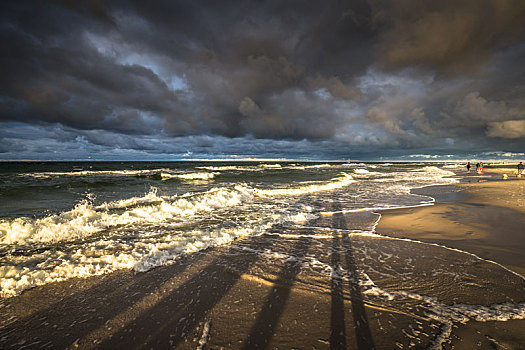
[366,231,525,281]
[342,198,525,281]
[318,208,525,281]
[319,201,436,216]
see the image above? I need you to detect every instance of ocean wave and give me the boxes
[161,172,217,181]
[414,166,457,180]
[442,163,465,169]
[196,165,256,171]
[17,169,220,183]
[0,203,316,298]
[290,164,332,169]
[342,162,366,167]
[197,163,332,171]
[258,164,282,169]
[0,186,251,245]
[350,168,386,178]
[0,173,355,245]
[18,168,170,179]
[254,173,355,196]
[370,166,456,184]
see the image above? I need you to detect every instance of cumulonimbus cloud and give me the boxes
[0,0,524,159]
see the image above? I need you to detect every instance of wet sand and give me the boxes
[1,181,525,349]
[376,179,525,348]
[376,179,525,276]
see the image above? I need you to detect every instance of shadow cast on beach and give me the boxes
[242,236,313,349]
[98,234,278,349]
[331,199,375,350]
[0,250,213,349]
[1,197,377,349]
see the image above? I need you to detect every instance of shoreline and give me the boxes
[1,173,524,349]
[376,178,525,276]
[375,178,525,349]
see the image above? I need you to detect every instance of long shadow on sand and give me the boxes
[331,200,376,350]
[1,234,276,349]
[97,234,278,349]
[330,231,347,349]
[2,199,377,349]
[241,235,313,349]
[0,251,209,349]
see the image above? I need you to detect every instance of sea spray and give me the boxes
[0,162,461,299]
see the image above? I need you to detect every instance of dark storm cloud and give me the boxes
[0,0,524,160]
[371,0,525,74]
[0,122,362,160]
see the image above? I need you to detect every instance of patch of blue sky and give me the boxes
[314,88,331,99]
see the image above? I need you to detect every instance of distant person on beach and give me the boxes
[466,162,471,173]
[476,162,483,174]
[518,162,524,175]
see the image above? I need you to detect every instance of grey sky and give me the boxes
[1,0,524,160]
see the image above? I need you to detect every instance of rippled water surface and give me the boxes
[1,161,524,348]
[0,161,460,297]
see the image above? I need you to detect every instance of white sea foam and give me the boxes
[371,166,458,198]
[161,172,217,181]
[442,164,464,169]
[342,163,367,167]
[96,187,162,210]
[361,278,525,349]
[20,168,169,178]
[258,164,282,168]
[0,172,358,297]
[0,174,354,246]
[0,185,253,245]
[254,173,355,197]
[196,321,211,350]
[293,164,332,169]
[0,202,315,297]
[285,164,331,170]
[412,166,456,180]
[319,201,434,216]
[450,302,525,322]
[196,165,255,171]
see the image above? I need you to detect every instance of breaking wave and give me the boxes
[255,173,355,196]
[161,172,218,181]
[19,169,169,179]
[0,173,355,245]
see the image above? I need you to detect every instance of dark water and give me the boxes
[1,161,524,348]
[0,161,461,297]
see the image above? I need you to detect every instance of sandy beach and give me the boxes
[2,0,525,347]
[1,178,525,349]
[377,180,525,276]
[376,178,525,348]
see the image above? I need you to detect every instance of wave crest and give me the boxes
[0,173,355,245]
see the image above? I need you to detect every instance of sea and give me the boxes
[1,161,524,348]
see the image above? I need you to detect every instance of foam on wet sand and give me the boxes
[376,179,525,348]
[1,173,524,349]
